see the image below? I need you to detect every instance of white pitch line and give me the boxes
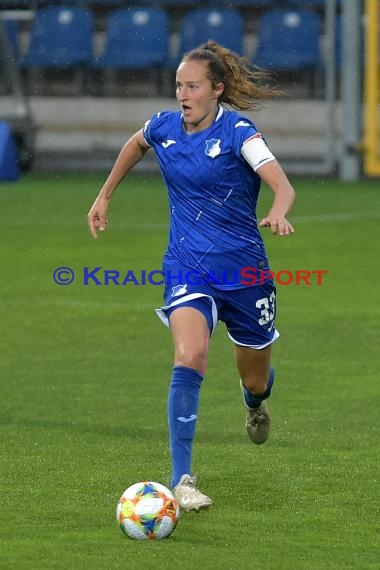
[289,211,380,223]
[4,212,379,232]
[125,211,380,230]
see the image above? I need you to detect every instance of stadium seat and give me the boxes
[151,0,201,5]
[218,0,275,7]
[283,1,341,8]
[154,0,273,5]
[334,13,342,68]
[93,7,170,69]
[172,8,244,67]
[0,0,32,6]
[0,121,19,182]
[0,19,20,60]
[20,7,93,68]
[254,8,322,71]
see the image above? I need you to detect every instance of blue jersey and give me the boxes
[143,106,272,290]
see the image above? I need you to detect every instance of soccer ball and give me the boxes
[116,481,180,540]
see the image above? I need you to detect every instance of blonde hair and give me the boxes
[181,39,282,111]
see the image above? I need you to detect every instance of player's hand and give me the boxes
[87,197,109,239]
[259,215,294,236]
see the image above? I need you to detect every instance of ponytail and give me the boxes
[181,39,283,111]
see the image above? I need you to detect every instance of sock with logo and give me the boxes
[241,367,275,409]
[168,365,203,488]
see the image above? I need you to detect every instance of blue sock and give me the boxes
[168,365,203,488]
[242,367,275,409]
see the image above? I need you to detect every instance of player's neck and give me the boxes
[183,106,220,134]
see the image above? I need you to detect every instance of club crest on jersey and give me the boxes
[205,139,221,158]
[171,283,188,297]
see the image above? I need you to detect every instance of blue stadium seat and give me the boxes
[0,0,33,6]
[1,19,20,59]
[153,0,273,6]
[93,7,170,69]
[173,8,244,66]
[334,13,342,67]
[218,1,275,7]
[0,121,19,182]
[254,8,322,71]
[20,7,93,68]
[283,1,341,8]
[151,0,200,5]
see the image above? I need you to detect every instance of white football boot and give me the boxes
[173,474,212,512]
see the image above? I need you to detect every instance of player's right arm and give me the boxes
[87,129,150,239]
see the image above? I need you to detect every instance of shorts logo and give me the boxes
[205,138,221,158]
[171,283,187,297]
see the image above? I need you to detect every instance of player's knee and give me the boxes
[174,345,208,374]
[243,374,268,396]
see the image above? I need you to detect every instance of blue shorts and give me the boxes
[155,262,279,349]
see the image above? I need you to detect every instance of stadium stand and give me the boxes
[0,120,19,181]
[19,6,93,94]
[93,7,169,69]
[254,8,322,71]
[334,12,341,68]
[0,0,347,172]
[218,0,275,6]
[0,19,19,59]
[0,0,342,97]
[91,7,170,95]
[283,0,341,8]
[171,7,244,68]
[20,6,93,68]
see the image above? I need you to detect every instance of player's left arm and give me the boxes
[257,159,296,236]
[239,128,295,236]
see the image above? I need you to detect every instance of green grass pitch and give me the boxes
[0,172,379,569]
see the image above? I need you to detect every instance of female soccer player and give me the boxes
[88,41,295,512]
